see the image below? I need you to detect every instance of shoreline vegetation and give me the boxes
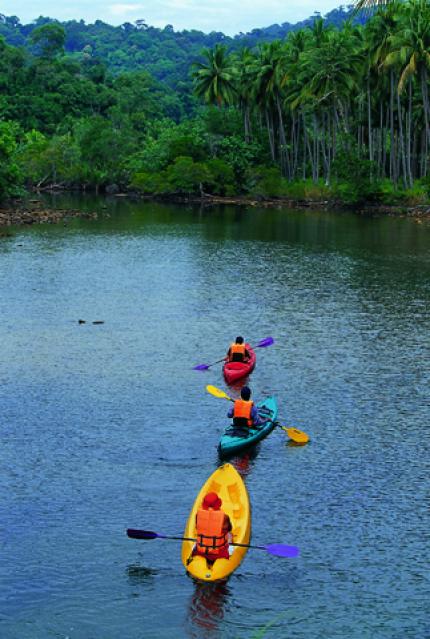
[2,4,430,214]
[1,192,430,232]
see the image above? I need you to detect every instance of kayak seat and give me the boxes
[232,503,244,517]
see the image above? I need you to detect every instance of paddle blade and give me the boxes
[265,544,300,558]
[206,384,231,401]
[127,528,159,540]
[193,364,210,370]
[255,337,274,348]
[286,428,309,444]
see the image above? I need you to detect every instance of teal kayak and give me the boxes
[218,397,278,458]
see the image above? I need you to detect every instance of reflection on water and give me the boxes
[229,449,261,480]
[186,579,230,639]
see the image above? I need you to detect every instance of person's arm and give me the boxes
[223,515,232,532]
[251,405,266,426]
[244,348,251,360]
[227,406,234,418]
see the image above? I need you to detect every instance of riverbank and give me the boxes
[0,199,98,230]
[1,194,430,231]
[162,193,430,219]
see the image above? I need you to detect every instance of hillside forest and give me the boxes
[1,2,430,206]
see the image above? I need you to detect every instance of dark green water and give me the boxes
[1,195,429,638]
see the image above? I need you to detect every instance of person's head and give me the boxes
[240,386,251,401]
[202,492,222,510]
[235,336,244,344]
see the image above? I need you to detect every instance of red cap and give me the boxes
[202,492,222,510]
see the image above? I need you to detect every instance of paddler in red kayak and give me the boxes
[226,336,251,363]
[227,386,267,430]
[193,492,232,561]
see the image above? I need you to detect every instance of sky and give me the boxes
[0,1,342,35]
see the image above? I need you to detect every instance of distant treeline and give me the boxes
[1,3,430,206]
[0,7,358,87]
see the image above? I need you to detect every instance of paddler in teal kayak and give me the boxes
[226,336,251,363]
[192,492,232,561]
[227,386,267,433]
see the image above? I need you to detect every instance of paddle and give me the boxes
[206,385,310,444]
[193,337,274,371]
[127,528,299,558]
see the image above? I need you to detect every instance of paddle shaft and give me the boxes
[194,337,273,370]
[128,530,278,552]
[207,357,227,367]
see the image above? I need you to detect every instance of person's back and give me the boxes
[232,397,253,428]
[227,386,267,433]
[227,336,250,363]
[194,492,231,561]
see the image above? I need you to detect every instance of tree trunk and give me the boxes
[367,76,373,163]
[276,95,290,178]
[265,109,276,162]
[407,77,413,185]
[421,66,430,177]
[390,70,396,183]
[396,90,407,188]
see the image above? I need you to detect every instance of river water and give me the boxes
[1,195,429,639]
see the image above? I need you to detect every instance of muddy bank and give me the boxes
[0,199,98,229]
[145,193,430,218]
[1,194,430,232]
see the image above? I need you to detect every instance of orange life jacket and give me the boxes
[233,399,254,427]
[229,342,246,362]
[196,508,229,555]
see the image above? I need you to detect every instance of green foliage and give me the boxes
[130,170,169,194]
[127,119,209,174]
[30,23,66,59]
[2,5,430,205]
[283,179,331,200]
[215,136,262,188]
[17,130,49,183]
[205,159,236,195]
[0,120,23,198]
[166,156,212,193]
[331,146,378,204]
[247,166,288,198]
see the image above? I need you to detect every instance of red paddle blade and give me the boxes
[256,337,274,348]
[193,364,210,370]
[264,544,299,558]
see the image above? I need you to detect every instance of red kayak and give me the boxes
[223,344,256,384]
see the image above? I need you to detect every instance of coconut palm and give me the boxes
[192,44,236,107]
[250,41,289,164]
[385,0,430,176]
[233,47,256,141]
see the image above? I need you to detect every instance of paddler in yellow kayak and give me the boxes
[192,492,232,561]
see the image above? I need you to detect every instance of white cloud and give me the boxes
[108,3,145,17]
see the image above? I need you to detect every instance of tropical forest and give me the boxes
[2,1,430,205]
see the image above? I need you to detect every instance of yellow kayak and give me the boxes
[181,463,251,581]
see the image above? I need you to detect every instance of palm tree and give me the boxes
[250,41,288,164]
[385,0,430,176]
[232,47,256,141]
[192,44,236,107]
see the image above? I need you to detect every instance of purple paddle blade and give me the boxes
[193,364,210,370]
[256,337,274,348]
[264,544,299,558]
[127,529,159,540]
